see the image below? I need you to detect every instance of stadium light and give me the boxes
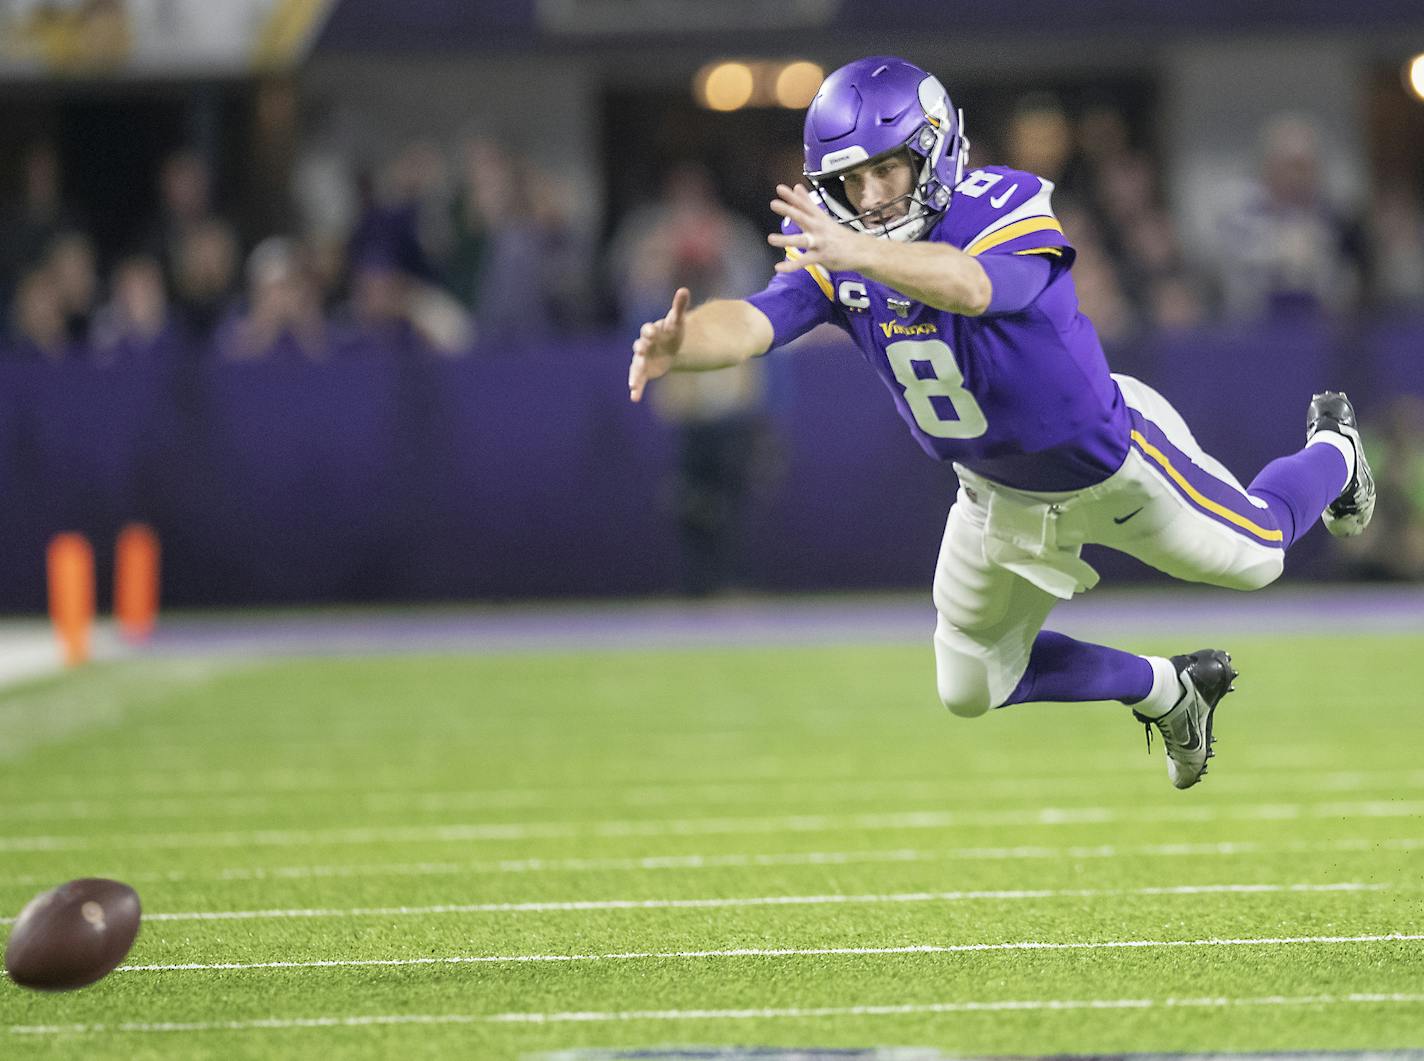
[1408,54,1424,101]
[697,62,755,111]
[774,61,824,108]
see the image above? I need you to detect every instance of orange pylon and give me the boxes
[47,533,95,666]
[115,523,160,642]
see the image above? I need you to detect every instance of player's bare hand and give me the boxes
[767,184,864,273]
[628,287,691,403]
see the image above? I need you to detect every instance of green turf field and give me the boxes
[1,634,1422,1059]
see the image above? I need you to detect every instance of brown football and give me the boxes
[4,878,141,991]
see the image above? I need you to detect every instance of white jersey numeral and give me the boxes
[955,170,1004,199]
[884,339,988,439]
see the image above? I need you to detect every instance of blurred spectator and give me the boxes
[608,163,769,327]
[45,230,99,344]
[339,252,473,356]
[215,237,326,361]
[4,267,71,362]
[145,148,226,292]
[1061,101,1208,334]
[91,254,171,360]
[289,104,362,312]
[1119,208,1208,332]
[173,218,240,344]
[1213,115,1367,319]
[526,166,594,331]
[608,163,778,595]
[347,148,439,289]
[389,139,454,268]
[445,136,584,344]
[291,104,362,242]
[1055,205,1136,347]
[344,255,410,343]
[1147,272,1210,333]
[1367,182,1424,309]
[0,142,82,332]
[305,233,350,313]
[1068,103,1132,190]
[1005,95,1074,187]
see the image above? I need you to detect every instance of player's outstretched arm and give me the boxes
[769,183,991,316]
[627,287,774,403]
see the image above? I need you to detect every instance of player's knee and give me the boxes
[936,658,993,718]
[1218,553,1285,592]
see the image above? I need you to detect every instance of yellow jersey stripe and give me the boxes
[966,217,1064,257]
[1131,430,1284,543]
[785,248,835,301]
[1013,247,1063,257]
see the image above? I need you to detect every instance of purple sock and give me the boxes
[1248,444,1348,550]
[999,630,1155,707]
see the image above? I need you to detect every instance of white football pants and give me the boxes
[933,374,1286,717]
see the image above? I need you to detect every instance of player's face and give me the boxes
[839,150,915,225]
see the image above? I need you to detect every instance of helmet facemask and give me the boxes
[806,107,969,243]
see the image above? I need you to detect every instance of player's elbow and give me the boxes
[956,263,993,317]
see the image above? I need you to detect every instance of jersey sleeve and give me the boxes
[956,171,1076,267]
[979,253,1056,316]
[743,218,838,350]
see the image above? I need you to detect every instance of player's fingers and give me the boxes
[770,203,813,233]
[628,356,645,401]
[667,287,690,326]
[772,185,807,213]
[640,322,658,340]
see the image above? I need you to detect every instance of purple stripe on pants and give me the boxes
[1128,409,1284,548]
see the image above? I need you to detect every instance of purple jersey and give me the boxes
[745,166,1130,492]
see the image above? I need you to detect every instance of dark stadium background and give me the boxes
[2,0,1423,611]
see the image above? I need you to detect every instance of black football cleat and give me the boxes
[1307,391,1376,538]
[1133,649,1237,790]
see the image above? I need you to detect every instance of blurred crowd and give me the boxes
[976,97,1424,344]
[3,91,1423,588]
[0,135,591,363]
[3,95,1424,366]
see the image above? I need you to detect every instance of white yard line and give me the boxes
[0,656,235,764]
[2,799,1421,853]
[107,935,1424,975]
[0,746,1369,799]
[0,882,1383,927]
[2,831,1424,888]
[6,768,1424,822]
[11,992,1424,1035]
[2,836,1421,889]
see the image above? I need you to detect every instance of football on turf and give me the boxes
[4,878,141,991]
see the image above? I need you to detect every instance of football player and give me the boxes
[626,56,1375,789]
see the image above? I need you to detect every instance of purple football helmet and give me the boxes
[802,56,969,242]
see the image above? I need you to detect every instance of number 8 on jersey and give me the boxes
[885,338,988,439]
